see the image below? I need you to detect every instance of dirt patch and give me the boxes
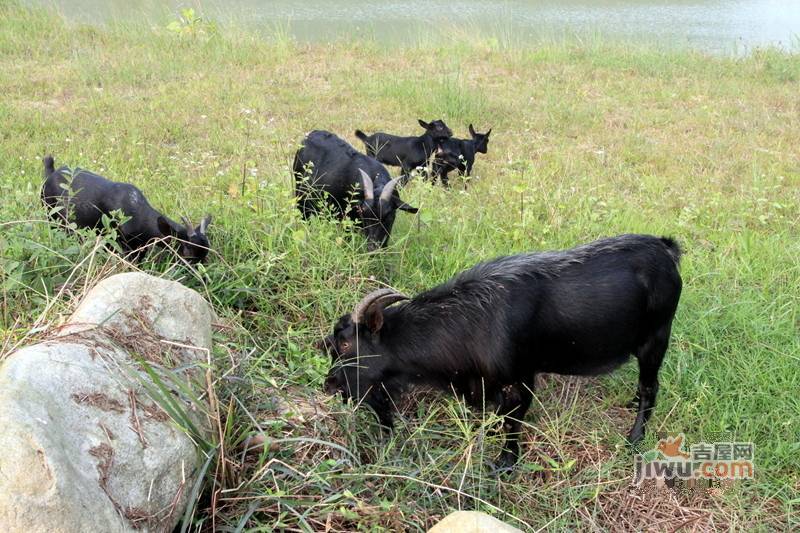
[587,482,726,531]
[128,389,148,449]
[141,402,170,423]
[35,449,53,482]
[104,311,186,368]
[50,311,200,372]
[72,392,126,414]
[88,441,182,531]
[89,443,115,493]
[98,422,115,440]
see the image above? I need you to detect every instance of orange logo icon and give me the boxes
[656,434,691,460]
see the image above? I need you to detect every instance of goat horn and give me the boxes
[181,216,196,236]
[379,178,399,203]
[199,214,212,234]
[352,288,408,324]
[372,292,410,313]
[358,169,374,202]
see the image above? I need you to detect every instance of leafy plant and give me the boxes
[166,8,217,39]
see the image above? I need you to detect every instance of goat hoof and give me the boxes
[491,451,518,474]
[490,465,515,478]
[626,396,640,410]
[626,431,645,451]
[489,459,516,477]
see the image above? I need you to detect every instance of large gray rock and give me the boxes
[0,273,215,533]
[428,511,523,533]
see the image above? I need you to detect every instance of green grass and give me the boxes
[1,1,799,530]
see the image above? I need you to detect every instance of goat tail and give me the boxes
[291,151,303,179]
[354,129,368,142]
[43,155,55,176]
[660,236,683,265]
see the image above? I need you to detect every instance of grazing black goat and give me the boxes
[293,130,418,251]
[321,234,683,467]
[354,119,452,174]
[41,156,212,263]
[433,124,492,187]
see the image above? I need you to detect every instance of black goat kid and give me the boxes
[433,124,491,187]
[321,234,683,467]
[41,156,212,263]
[355,119,452,174]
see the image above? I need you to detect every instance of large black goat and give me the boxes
[41,156,212,263]
[293,130,418,251]
[433,124,492,187]
[321,234,683,467]
[354,119,452,174]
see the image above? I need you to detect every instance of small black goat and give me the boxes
[41,156,212,263]
[433,124,492,187]
[354,119,453,174]
[293,130,418,251]
[321,234,683,467]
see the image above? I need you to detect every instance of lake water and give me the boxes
[27,0,800,54]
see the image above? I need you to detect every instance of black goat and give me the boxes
[321,234,683,467]
[354,119,453,174]
[41,156,212,263]
[433,124,492,187]
[293,130,418,251]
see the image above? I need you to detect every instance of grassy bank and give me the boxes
[1,2,798,530]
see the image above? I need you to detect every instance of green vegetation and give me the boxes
[1,2,798,530]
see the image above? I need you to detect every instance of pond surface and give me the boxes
[28,0,800,54]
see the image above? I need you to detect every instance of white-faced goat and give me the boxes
[293,130,418,251]
[41,156,212,263]
[321,234,683,467]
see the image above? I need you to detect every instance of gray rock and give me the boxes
[0,273,215,533]
[428,510,523,533]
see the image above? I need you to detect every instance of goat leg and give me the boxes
[628,323,672,444]
[496,382,533,468]
[365,387,395,431]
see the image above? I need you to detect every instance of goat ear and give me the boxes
[395,199,419,214]
[365,305,385,334]
[157,216,178,237]
[198,214,212,234]
[418,119,429,129]
[485,128,492,137]
[469,124,476,137]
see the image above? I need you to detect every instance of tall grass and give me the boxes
[1,2,798,530]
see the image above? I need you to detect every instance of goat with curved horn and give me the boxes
[322,233,684,469]
[41,155,213,264]
[293,131,418,250]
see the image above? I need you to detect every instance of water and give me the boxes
[27,0,800,54]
